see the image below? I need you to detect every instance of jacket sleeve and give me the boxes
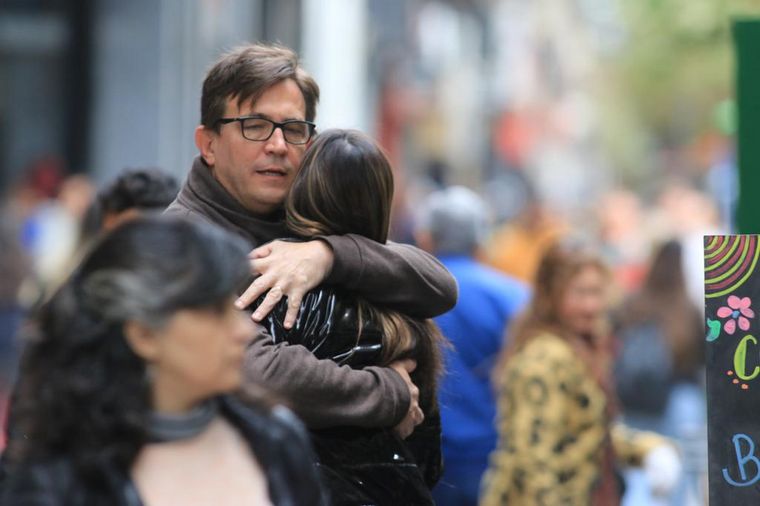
[243,328,411,429]
[319,234,458,318]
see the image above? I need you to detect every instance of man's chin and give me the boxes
[241,194,287,215]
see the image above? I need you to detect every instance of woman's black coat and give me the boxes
[0,396,327,506]
[262,287,442,506]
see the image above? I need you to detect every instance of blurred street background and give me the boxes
[2,0,760,504]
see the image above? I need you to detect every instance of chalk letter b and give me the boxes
[723,433,760,487]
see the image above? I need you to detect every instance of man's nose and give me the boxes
[265,127,288,154]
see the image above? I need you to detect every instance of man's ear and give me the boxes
[123,320,160,362]
[195,125,216,166]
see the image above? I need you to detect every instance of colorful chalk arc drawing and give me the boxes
[705,235,760,299]
[704,235,760,502]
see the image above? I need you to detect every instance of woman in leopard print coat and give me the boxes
[480,241,670,506]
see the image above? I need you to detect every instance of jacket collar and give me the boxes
[178,156,287,247]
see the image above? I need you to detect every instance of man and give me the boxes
[415,186,529,506]
[165,43,457,436]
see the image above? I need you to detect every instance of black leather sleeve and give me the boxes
[258,288,384,368]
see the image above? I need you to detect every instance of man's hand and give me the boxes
[235,239,334,328]
[390,359,424,439]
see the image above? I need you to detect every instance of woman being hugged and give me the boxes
[1,216,326,506]
[480,241,680,506]
[256,129,445,505]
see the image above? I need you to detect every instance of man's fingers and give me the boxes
[414,406,425,426]
[248,254,273,276]
[250,243,273,259]
[283,291,305,330]
[393,405,425,440]
[235,275,271,310]
[409,382,420,402]
[390,358,417,374]
[251,285,284,321]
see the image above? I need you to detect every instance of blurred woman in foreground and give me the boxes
[1,217,325,505]
[480,241,679,506]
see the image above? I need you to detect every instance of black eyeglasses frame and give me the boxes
[215,116,316,145]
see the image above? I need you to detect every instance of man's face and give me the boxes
[200,78,309,215]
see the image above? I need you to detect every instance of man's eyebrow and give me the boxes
[243,112,305,122]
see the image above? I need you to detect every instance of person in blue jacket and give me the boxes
[415,186,529,506]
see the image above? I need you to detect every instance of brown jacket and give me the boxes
[165,157,457,428]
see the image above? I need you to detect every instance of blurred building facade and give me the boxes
[0,0,741,237]
[0,1,603,190]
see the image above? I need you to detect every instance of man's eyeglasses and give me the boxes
[216,116,316,145]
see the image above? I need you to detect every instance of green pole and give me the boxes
[734,19,760,234]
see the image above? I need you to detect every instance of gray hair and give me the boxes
[73,216,250,330]
[416,186,491,255]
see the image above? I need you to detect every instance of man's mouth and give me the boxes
[255,167,287,177]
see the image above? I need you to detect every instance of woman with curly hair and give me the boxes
[480,241,679,506]
[1,216,326,505]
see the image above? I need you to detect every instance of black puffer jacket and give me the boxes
[0,396,327,506]
[260,288,442,506]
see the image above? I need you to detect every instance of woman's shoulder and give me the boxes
[503,332,583,386]
[519,332,575,361]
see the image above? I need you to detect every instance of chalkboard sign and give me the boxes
[705,235,760,503]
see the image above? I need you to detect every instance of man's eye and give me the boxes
[285,125,307,135]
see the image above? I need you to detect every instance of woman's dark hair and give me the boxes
[80,167,179,244]
[621,239,704,378]
[286,129,393,244]
[286,129,444,408]
[6,216,250,482]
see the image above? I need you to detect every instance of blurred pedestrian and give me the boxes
[258,129,444,505]
[164,42,456,439]
[481,241,680,506]
[80,167,178,244]
[0,215,29,452]
[414,185,529,506]
[613,239,706,506]
[1,217,326,505]
[614,239,704,430]
[483,190,565,284]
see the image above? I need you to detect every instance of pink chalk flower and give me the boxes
[717,295,754,335]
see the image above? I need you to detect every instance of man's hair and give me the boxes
[416,185,491,256]
[201,42,320,129]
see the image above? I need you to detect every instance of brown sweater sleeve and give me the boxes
[319,234,458,318]
[243,327,411,429]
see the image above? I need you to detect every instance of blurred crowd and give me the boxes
[0,40,717,506]
[0,157,713,505]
